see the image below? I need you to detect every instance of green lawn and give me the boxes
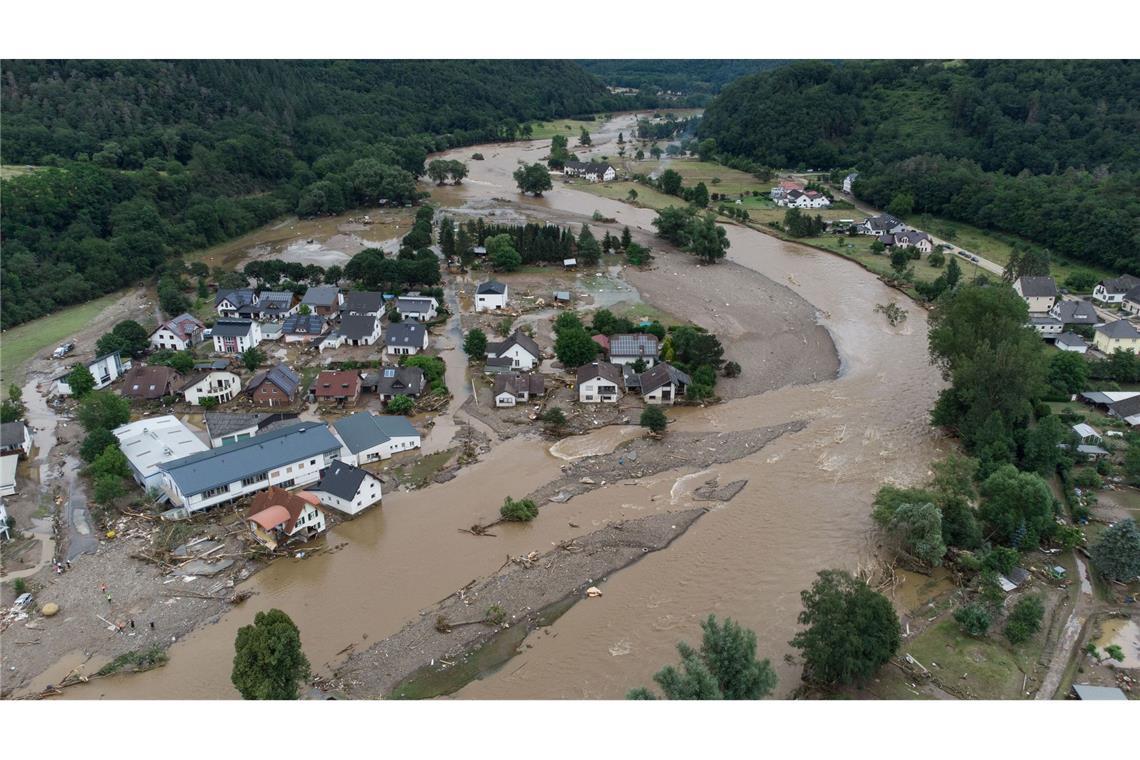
[527,117,607,141]
[0,291,124,387]
[0,164,44,180]
[618,158,769,197]
[906,619,1039,700]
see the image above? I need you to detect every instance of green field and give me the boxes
[906,619,1040,700]
[618,158,769,197]
[527,118,607,140]
[0,164,44,180]
[0,291,124,387]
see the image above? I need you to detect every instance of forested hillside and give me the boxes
[700,60,1140,273]
[0,60,611,328]
[578,60,787,101]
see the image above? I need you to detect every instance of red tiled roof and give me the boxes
[314,370,361,398]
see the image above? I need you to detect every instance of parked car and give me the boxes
[12,592,33,612]
[52,342,75,359]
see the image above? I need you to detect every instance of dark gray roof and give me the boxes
[211,319,256,338]
[1030,316,1062,326]
[301,286,340,307]
[247,364,301,398]
[1017,276,1059,298]
[339,314,380,340]
[895,230,931,245]
[638,362,692,395]
[1097,319,1140,339]
[1124,285,1140,304]
[0,421,29,447]
[216,289,255,307]
[1052,300,1098,325]
[864,214,902,232]
[609,333,660,358]
[195,359,231,371]
[1098,275,1140,295]
[160,422,341,496]
[623,364,641,388]
[1109,395,1140,419]
[314,460,375,501]
[396,296,436,313]
[374,366,424,396]
[341,291,385,314]
[386,322,426,347]
[204,412,274,440]
[576,362,624,386]
[476,280,507,295]
[489,330,541,360]
[493,373,544,398]
[1055,332,1088,348]
[333,412,419,454]
[282,314,326,335]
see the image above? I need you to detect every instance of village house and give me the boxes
[396,294,439,322]
[485,330,542,371]
[770,179,804,202]
[149,313,206,352]
[339,314,382,347]
[1029,315,1064,337]
[120,365,183,401]
[1093,319,1140,354]
[332,412,421,466]
[238,290,298,321]
[493,373,545,407]
[281,313,327,344]
[309,460,383,516]
[1122,285,1140,317]
[577,362,624,403]
[608,333,660,368]
[312,370,362,405]
[247,487,326,551]
[893,230,933,253]
[386,322,429,356]
[0,503,10,539]
[212,319,262,354]
[54,351,130,396]
[178,366,242,406]
[158,421,343,513]
[246,364,302,408]
[1107,395,1140,427]
[780,189,831,209]
[215,289,256,318]
[857,214,905,236]
[842,173,859,194]
[636,363,692,405]
[114,415,210,493]
[564,161,617,182]
[1013,276,1059,314]
[1,456,18,496]
[475,280,509,312]
[365,366,425,402]
[204,412,298,448]
[300,286,343,316]
[0,421,33,458]
[1054,332,1089,354]
[341,291,385,317]
[1050,299,1100,328]
[1092,274,1140,305]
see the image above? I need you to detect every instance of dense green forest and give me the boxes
[578,60,787,101]
[0,60,620,328]
[700,60,1140,273]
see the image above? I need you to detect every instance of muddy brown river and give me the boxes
[60,114,948,699]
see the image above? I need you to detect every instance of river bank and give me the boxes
[333,509,706,699]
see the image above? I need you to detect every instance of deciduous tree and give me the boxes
[232,609,311,700]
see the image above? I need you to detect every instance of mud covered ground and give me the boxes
[332,509,706,699]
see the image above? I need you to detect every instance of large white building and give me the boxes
[332,413,421,466]
[475,281,509,312]
[114,415,210,493]
[157,422,342,513]
[308,460,383,516]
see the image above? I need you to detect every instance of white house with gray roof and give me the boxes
[396,295,439,322]
[157,422,342,513]
[308,460,383,516]
[1092,275,1140,305]
[485,330,541,370]
[475,281,509,312]
[385,322,429,356]
[332,412,421,466]
[212,319,262,354]
[1013,276,1059,313]
[54,351,130,396]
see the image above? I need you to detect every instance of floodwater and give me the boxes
[58,113,948,699]
[1094,617,1140,669]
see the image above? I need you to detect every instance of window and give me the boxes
[202,484,230,499]
[310,459,316,466]
[241,472,269,487]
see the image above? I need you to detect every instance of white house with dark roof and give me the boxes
[281,314,327,344]
[365,366,424,402]
[1093,319,1140,354]
[211,319,262,354]
[396,295,439,322]
[577,362,624,403]
[1013,276,1059,314]
[158,422,342,512]
[842,173,859,193]
[564,161,616,182]
[1092,275,1140,305]
[493,373,545,407]
[300,286,343,316]
[178,368,242,406]
[475,281,509,312]
[1029,315,1064,337]
[331,313,382,348]
[1122,285,1140,317]
[637,363,692,405]
[1050,299,1100,328]
[894,230,933,253]
[215,289,256,318]
[332,412,421,466]
[150,313,206,351]
[608,334,660,367]
[385,322,429,356]
[486,330,541,371]
[1055,332,1089,354]
[781,189,831,209]
[0,422,33,458]
[341,291,385,317]
[857,214,905,236]
[238,291,297,321]
[54,351,130,396]
[309,460,383,516]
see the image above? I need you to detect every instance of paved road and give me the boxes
[62,455,99,560]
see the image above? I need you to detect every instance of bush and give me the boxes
[953,603,992,637]
[387,395,414,415]
[500,496,539,522]
[1071,469,1102,490]
[13,578,27,595]
[1003,595,1044,644]
[723,361,741,378]
[540,407,566,429]
[640,406,667,434]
